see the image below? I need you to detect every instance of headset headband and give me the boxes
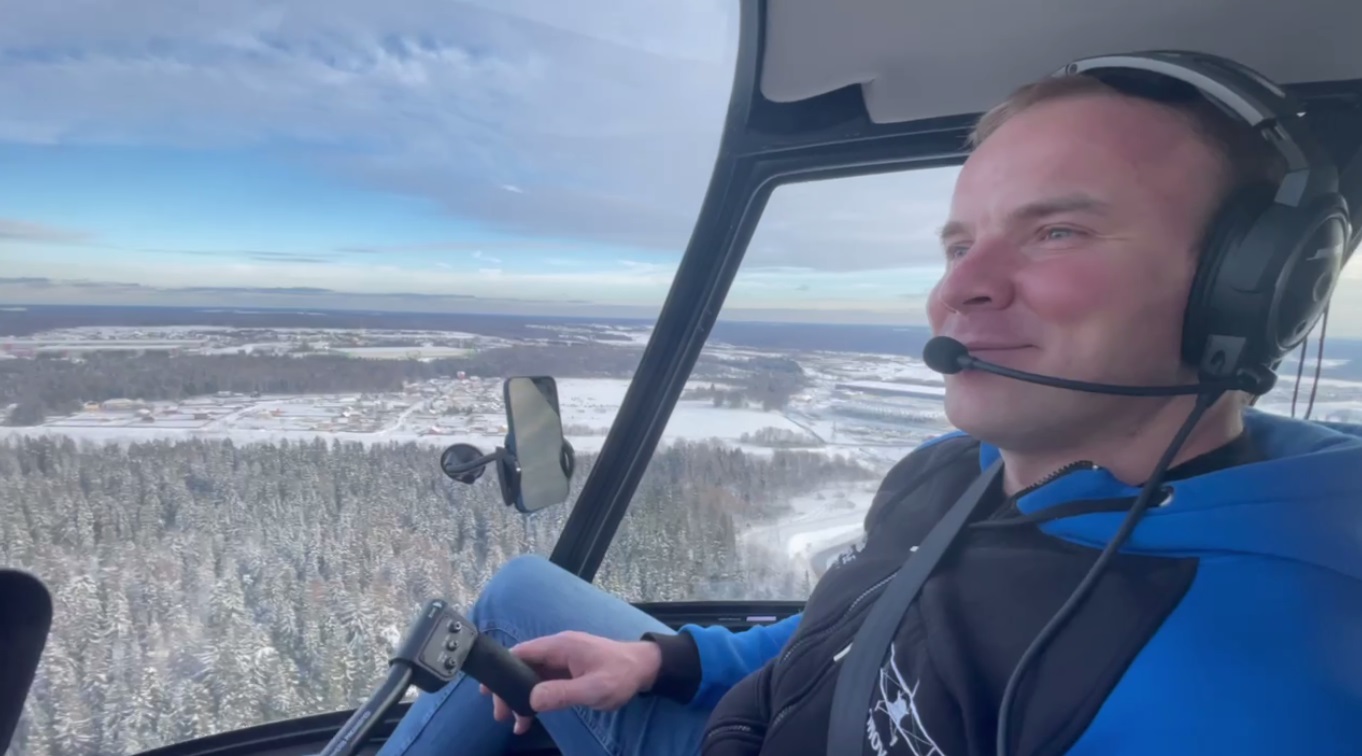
[1057,51,1340,207]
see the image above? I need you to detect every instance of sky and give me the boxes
[0,0,1359,335]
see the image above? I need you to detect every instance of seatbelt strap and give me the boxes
[826,458,1004,756]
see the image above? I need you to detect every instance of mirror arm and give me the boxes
[443,448,509,477]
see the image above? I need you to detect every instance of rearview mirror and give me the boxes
[502,377,574,512]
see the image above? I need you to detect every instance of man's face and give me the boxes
[927,92,1229,451]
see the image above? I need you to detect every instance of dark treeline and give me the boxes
[721,357,808,411]
[0,345,650,426]
[1,354,439,423]
[6,306,1361,379]
[683,356,809,411]
[739,427,821,448]
[2,345,813,427]
[1,435,875,756]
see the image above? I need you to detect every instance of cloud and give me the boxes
[0,274,554,302]
[176,286,341,295]
[0,0,965,275]
[0,234,336,265]
[0,218,92,244]
[249,253,330,264]
[0,272,670,318]
[0,277,56,287]
[145,248,332,264]
[742,168,960,271]
[333,240,598,255]
[0,2,742,249]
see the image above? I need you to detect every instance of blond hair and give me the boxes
[969,73,1286,204]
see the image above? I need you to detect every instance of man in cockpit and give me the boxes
[377,61,1362,756]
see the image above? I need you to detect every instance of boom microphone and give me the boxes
[922,336,1272,396]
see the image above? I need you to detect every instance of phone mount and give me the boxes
[318,599,541,756]
[437,376,577,514]
[439,442,513,487]
[439,437,576,513]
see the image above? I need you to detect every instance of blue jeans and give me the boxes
[376,555,713,756]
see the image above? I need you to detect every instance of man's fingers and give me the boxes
[529,675,605,713]
[491,693,510,722]
[508,633,577,669]
[491,693,536,734]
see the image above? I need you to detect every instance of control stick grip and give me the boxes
[463,634,541,717]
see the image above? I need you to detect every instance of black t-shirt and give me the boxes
[860,430,1263,756]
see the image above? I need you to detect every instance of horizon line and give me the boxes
[0,301,941,330]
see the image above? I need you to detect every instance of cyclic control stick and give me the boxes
[319,599,541,756]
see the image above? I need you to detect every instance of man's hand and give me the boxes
[479,631,663,735]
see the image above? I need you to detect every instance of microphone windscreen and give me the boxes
[922,337,969,375]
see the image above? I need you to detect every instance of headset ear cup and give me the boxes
[1181,187,1275,371]
[1183,188,1349,383]
[1268,196,1350,351]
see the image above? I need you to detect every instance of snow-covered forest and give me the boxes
[0,434,872,756]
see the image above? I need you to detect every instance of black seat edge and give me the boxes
[0,568,54,754]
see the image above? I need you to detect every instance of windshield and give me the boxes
[596,168,964,600]
[0,2,736,753]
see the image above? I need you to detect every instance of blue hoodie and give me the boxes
[1002,409,1362,753]
[679,409,1362,751]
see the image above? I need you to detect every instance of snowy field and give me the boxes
[553,377,837,452]
[0,374,936,463]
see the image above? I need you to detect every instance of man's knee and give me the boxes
[471,554,582,624]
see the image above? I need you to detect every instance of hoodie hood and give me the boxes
[977,409,1362,582]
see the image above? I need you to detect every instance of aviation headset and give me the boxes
[1063,50,1352,393]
